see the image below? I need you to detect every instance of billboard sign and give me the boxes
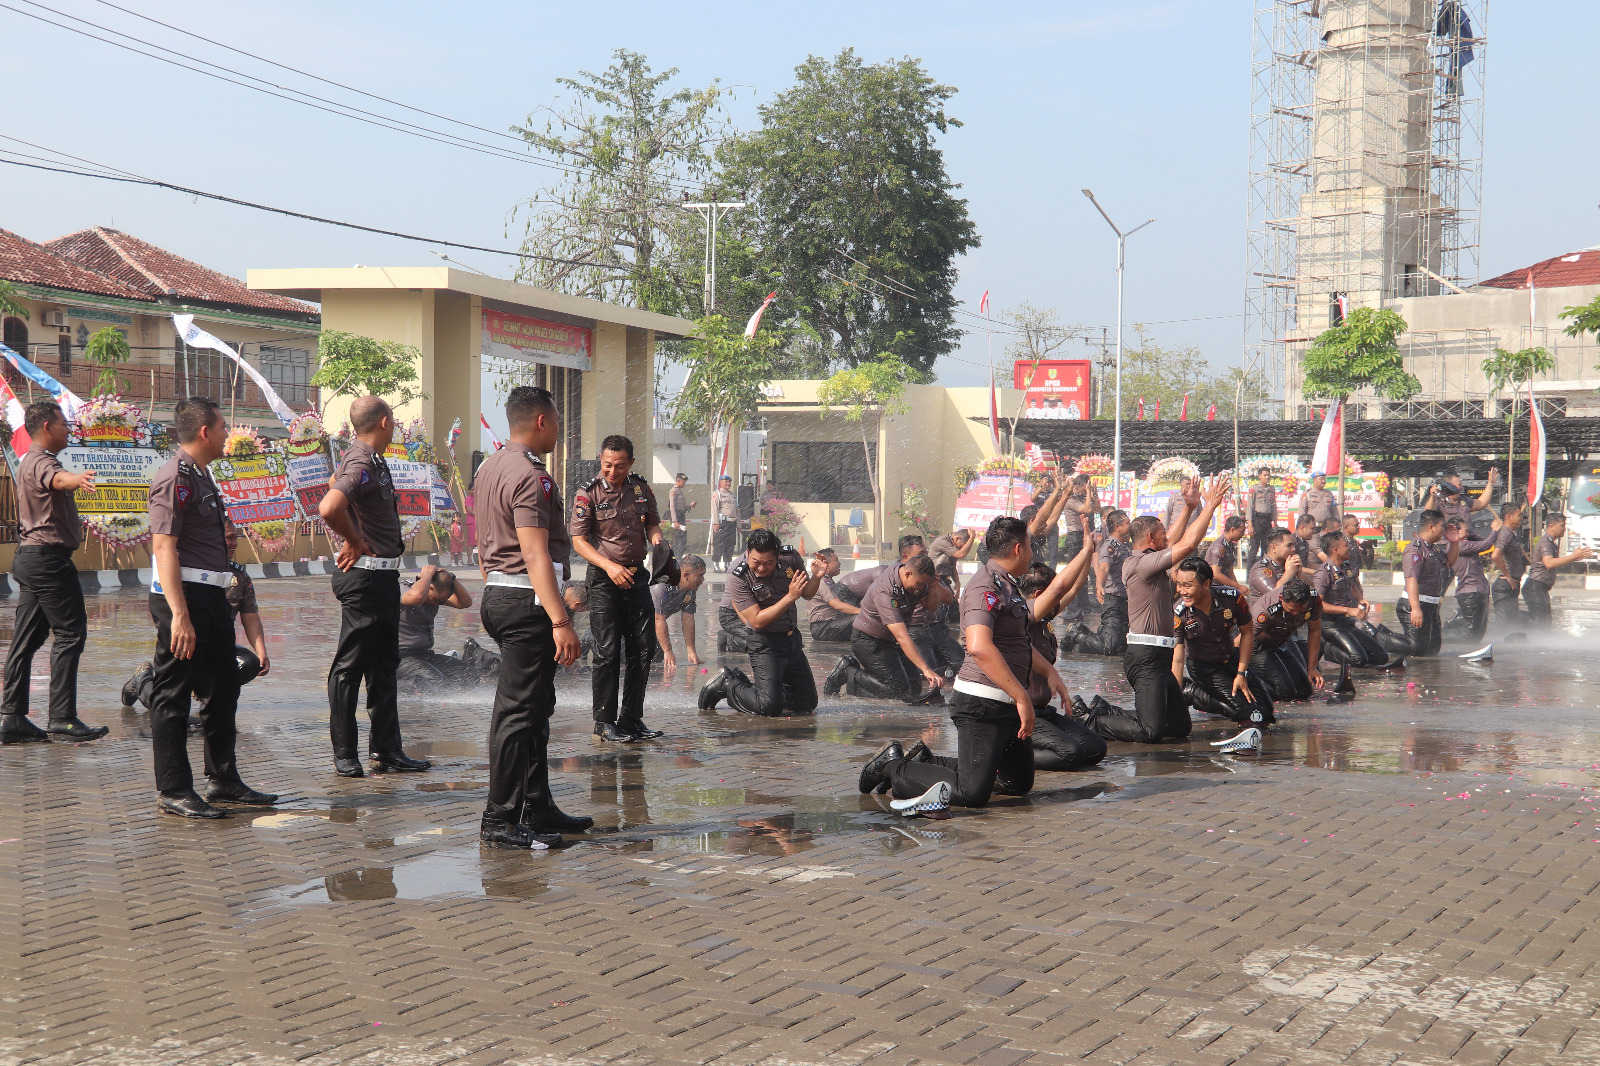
[1014,359,1091,420]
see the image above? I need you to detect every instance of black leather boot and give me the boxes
[1,714,51,742]
[857,740,904,794]
[47,717,109,741]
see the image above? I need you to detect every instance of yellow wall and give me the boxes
[757,382,1017,558]
[316,288,435,439]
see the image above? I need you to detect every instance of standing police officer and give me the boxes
[667,472,693,557]
[571,434,665,743]
[146,397,276,818]
[318,396,430,778]
[1,400,107,741]
[1300,471,1337,525]
[474,386,586,849]
[1247,468,1277,564]
[710,474,738,571]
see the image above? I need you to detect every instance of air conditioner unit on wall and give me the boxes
[41,310,68,327]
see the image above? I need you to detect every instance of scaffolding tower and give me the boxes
[1244,0,1486,418]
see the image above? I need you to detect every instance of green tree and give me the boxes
[1301,307,1419,401]
[816,355,918,544]
[1105,326,1268,422]
[1560,294,1600,344]
[311,330,424,406]
[669,314,782,477]
[0,280,30,324]
[1482,346,1555,490]
[719,49,979,378]
[83,327,130,396]
[509,49,729,318]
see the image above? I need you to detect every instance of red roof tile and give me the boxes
[1480,246,1600,290]
[0,227,147,300]
[45,227,317,316]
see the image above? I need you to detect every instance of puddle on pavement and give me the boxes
[406,741,480,758]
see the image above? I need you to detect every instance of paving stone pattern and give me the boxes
[4,579,1600,1065]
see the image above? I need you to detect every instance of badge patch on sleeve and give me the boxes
[1257,613,1268,625]
[983,590,1000,611]
[175,484,191,505]
[359,469,370,485]
[540,475,553,497]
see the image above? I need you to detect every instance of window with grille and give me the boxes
[769,441,876,502]
[258,346,312,405]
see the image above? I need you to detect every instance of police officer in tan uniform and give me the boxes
[474,386,586,849]
[318,396,431,778]
[1300,472,1336,525]
[710,474,738,571]
[1,400,106,741]
[146,397,276,818]
[571,434,665,742]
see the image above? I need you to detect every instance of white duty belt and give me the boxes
[953,678,1012,703]
[1416,594,1442,605]
[354,555,402,570]
[485,564,565,604]
[1126,633,1178,648]
[150,567,236,594]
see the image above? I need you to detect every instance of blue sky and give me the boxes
[5,0,1597,397]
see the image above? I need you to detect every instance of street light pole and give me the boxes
[681,201,745,313]
[1082,190,1154,509]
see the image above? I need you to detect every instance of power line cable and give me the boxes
[3,0,704,194]
[0,149,621,270]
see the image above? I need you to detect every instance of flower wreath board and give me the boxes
[59,397,168,549]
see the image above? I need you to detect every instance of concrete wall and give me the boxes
[756,382,1015,558]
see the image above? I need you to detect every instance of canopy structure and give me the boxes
[1002,416,1600,476]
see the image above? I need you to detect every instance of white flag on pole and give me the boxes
[171,314,298,427]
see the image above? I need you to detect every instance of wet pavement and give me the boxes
[5,576,1600,1064]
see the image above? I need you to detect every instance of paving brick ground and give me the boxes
[4,577,1600,1065]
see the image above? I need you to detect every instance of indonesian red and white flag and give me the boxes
[1136,397,1145,420]
[479,413,504,452]
[1527,379,1546,508]
[1311,399,1343,476]
[979,290,989,317]
[1205,403,1218,422]
[1151,399,1162,421]
[1179,393,1189,421]
[1336,294,1350,322]
[743,291,778,338]
[0,377,28,454]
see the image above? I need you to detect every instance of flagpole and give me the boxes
[1336,398,1346,519]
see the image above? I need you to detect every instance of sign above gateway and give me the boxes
[481,308,592,371]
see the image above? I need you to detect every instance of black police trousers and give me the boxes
[841,631,919,700]
[1248,516,1274,565]
[1396,597,1443,656]
[1031,705,1107,771]
[1084,645,1190,743]
[718,605,752,653]
[1320,617,1391,667]
[479,585,557,825]
[1250,642,1312,702]
[1523,580,1553,626]
[135,645,261,709]
[1443,592,1489,642]
[910,622,963,676]
[2,546,86,721]
[712,522,737,567]
[1073,595,1128,656]
[327,568,403,760]
[1185,656,1275,725]
[727,627,817,717]
[1491,577,1522,625]
[149,586,243,792]
[809,616,856,643]
[587,565,655,733]
[886,690,1033,807]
